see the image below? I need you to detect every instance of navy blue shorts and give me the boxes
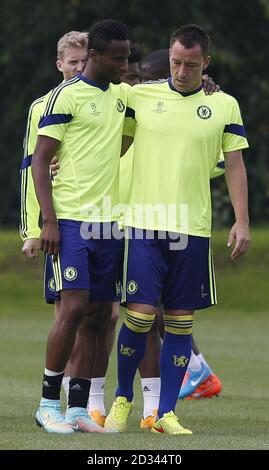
[45,220,123,303]
[122,228,217,310]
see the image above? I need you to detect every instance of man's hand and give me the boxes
[40,219,60,259]
[227,221,251,260]
[22,238,41,259]
[49,155,59,178]
[202,74,220,95]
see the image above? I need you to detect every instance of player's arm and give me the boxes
[20,100,43,250]
[22,151,59,258]
[122,88,136,155]
[224,150,251,259]
[32,84,74,256]
[32,136,60,257]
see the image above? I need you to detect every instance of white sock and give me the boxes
[141,377,160,419]
[44,368,64,376]
[88,377,106,415]
[62,376,70,401]
[188,351,202,372]
[197,353,213,373]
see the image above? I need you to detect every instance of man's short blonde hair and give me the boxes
[57,31,88,59]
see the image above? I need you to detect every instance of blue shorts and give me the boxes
[122,228,217,310]
[46,220,123,303]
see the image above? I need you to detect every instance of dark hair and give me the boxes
[170,24,210,57]
[88,19,129,53]
[142,49,170,78]
[128,43,144,64]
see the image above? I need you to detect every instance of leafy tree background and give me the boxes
[1,0,268,228]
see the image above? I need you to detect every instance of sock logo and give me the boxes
[120,344,135,357]
[173,355,189,367]
[143,386,151,392]
[70,383,83,391]
[43,380,51,388]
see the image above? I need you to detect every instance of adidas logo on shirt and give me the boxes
[143,386,151,392]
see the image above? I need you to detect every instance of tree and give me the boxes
[0,0,268,226]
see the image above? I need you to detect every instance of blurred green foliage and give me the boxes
[1,0,268,227]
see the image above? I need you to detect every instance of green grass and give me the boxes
[0,229,268,449]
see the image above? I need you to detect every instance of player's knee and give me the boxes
[59,299,88,324]
[83,309,99,329]
[79,312,95,327]
[82,302,114,332]
[85,304,109,331]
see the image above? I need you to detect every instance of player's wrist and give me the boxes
[42,216,58,225]
[235,216,249,225]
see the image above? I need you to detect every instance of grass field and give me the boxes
[0,229,269,450]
